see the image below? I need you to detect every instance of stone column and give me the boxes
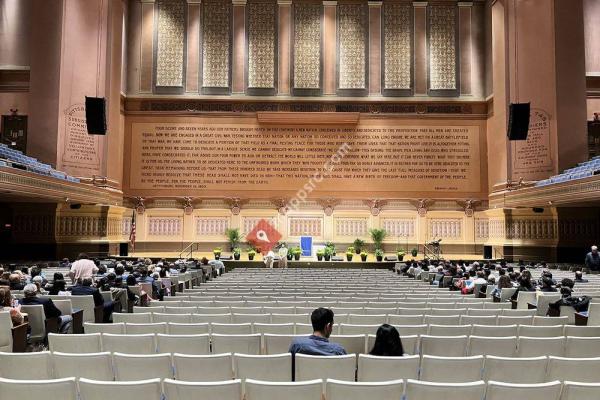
[322,1,337,95]
[413,1,428,96]
[277,0,292,95]
[140,0,155,93]
[186,0,202,93]
[458,1,473,96]
[368,1,382,96]
[232,0,247,94]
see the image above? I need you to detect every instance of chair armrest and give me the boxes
[94,305,104,323]
[575,312,589,326]
[11,322,28,352]
[71,309,84,334]
[45,317,60,334]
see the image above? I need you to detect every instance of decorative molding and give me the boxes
[337,3,367,91]
[242,216,278,235]
[428,4,458,92]
[474,218,489,239]
[135,197,146,214]
[148,217,182,236]
[382,218,416,238]
[292,3,322,92]
[506,219,557,240]
[335,217,369,237]
[383,2,412,93]
[202,0,231,91]
[288,216,323,237]
[195,216,230,235]
[429,218,462,239]
[156,0,185,87]
[247,1,277,91]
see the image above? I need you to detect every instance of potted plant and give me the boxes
[360,251,368,262]
[247,249,256,261]
[346,249,354,262]
[325,241,336,256]
[316,248,324,261]
[233,247,241,260]
[213,247,222,260]
[375,248,384,262]
[323,246,333,261]
[293,247,302,261]
[225,228,241,251]
[397,250,406,261]
[411,247,419,257]
[353,238,365,254]
[369,228,387,251]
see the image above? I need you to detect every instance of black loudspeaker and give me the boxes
[85,96,107,135]
[483,246,493,259]
[507,103,530,140]
[119,242,128,257]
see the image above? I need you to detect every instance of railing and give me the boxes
[180,242,200,259]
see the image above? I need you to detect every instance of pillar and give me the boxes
[186,0,202,93]
[413,1,428,96]
[232,0,246,94]
[368,1,382,96]
[322,1,337,95]
[277,0,292,95]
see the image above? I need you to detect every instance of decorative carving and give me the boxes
[335,218,369,237]
[365,199,386,216]
[416,199,430,216]
[474,218,489,239]
[135,197,146,214]
[338,3,367,89]
[457,199,478,217]
[122,217,132,236]
[247,1,277,89]
[148,217,182,236]
[382,218,416,238]
[225,197,247,215]
[156,0,185,87]
[317,198,340,216]
[272,198,288,215]
[383,2,411,90]
[288,216,323,237]
[183,197,194,215]
[429,218,462,239]
[506,219,557,240]
[195,217,229,236]
[429,5,457,90]
[202,0,231,88]
[293,3,321,89]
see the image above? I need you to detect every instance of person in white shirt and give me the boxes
[278,244,288,268]
[69,253,98,284]
[264,250,275,269]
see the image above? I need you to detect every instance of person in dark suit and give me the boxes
[20,283,72,333]
[70,277,114,322]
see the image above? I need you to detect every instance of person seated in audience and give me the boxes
[518,270,536,291]
[8,274,24,291]
[369,324,405,356]
[47,279,68,295]
[96,265,107,278]
[125,275,140,305]
[491,274,514,298]
[574,271,589,283]
[539,276,557,292]
[560,277,575,290]
[289,308,346,356]
[31,275,46,294]
[0,286,24,326]
[28,266,47,286]
[114,264,125,283]
[20,283,71,333]
[69,253,99,284]
[70,277,114,323]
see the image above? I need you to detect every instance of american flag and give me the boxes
[129,210,136,251]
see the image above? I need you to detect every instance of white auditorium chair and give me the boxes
[263,334,303,354]
[156,333,210,355]
[271,314,310,324]
[0,312,13,352]
[101,333,156,354]
[52,351,114,381]
[428,324,472,336]
[460,315,497,325]
[367,335,419,355]
[167,322,210,335]
[330,335,366,355]
[173,353,234,381]
[419,355,484,382]
[152,313,192,324]
[516,291,537,310]
[563,325,600,337]
[423,315,461,326]
[535,294,562,316]
[191,313,232,324]
[419,335,468,357]
[347,314,387,325]
[69,295,97,324]
[134,305,164,312]
[357,354,420,381]
[560,381,600,400]
[518,325,565,337]
[404,379,486,400]
[244,379,323,400]
[485,380,562,400]
[497,316,534,325]
[210,323,253,335]
[234,353,292,381]
[232,313,270,324]
[164,306,197,314]
[0,377,76,400]
[391,324,428,336]
[467,335,517,357]
[294,354,357,382]
[483,356,548,383]
[113,312,152,324]
[253,323,295,335]
[20,304,47,343]
[326,378,404,400]
[163,379,242,400]
[388,315,424,325]
[112,352,173,380]
[48,332,102,353]
[546,356,600,383]
[470,324,518,337]
[517,336,565,357]
[564,336,600,358]
[211,333,261,355]
[196,307,232,315]
[125,322,168,335]
[295,323,314,334]
[84,322,125,334]
[78,377,162,400]
[0,351,53,379]
[503,309,537,317]
[533,316,569,326]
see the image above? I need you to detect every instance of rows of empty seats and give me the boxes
[0,143,80,182]
[5,350,600,385]
[536,155,600,186]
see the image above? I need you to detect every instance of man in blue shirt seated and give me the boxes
[289,307,347,356]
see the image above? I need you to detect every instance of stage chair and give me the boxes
[357,354,419,381]
[78,377,162,400]
[48,333,102,353]
[112,352,173,380]
[52,351,114,381]
[326,379,404,400]
[485,380,562,400]
[84,322,125,334]
[156,333,210,355]
[234,353,292,381]
[0,351,53,379]
[467,335,517,357]
[0,377,76,400]
[244,379,323,400]
[483,355,548,383]
[404,379,485,400]
[173,353,234,381]
[101,333,156,354]
[163,379,242,400]
[419,355,484,382]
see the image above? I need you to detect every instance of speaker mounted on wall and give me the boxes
[85,96,107,135]
[507,102,531,140]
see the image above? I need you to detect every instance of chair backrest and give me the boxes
[191,313,232,324]
[560,381,600,400]
[485,380,562,400]
[420,355,484,382]
[428,324,472,336]
[357,354,419,382]
[78,377,163,400]
[69,295,96,323]
[535,293,562,316]
[517,336,565,357]
[326,379,404,400]
[500,288,518,302]
[483,356,548,383]
[112,352,173,380]
[470,324,518,337]
[587,302,600,326]
[516,291,537,310]
[330,335,366,355]
[468,336,517,357]
[263,334,303,355]
[519,325,565,337]
[0,311,13,351]
[244,378,323,400]
[564,336,600,358]
[563,325,600,337]
[163,379,243,400]
[125,322,168,335]
[420,335,468,357]
[546,356,600,383]
[234,353,292,381]
[0,377,76,400]
[295,354,356,381]
[533,316,569,326]
[497,315,534,325]
[84,322,125,334]
[172,353,234,381]
[52,299,73,315]
[211,333,261,355]
[101,333,156,354]
[156,333,210,355]
[52,351,114,380]
[211,323,253,335]
[253,323,295,335]
[0,351,53,379]
[167,322,210,335]
[153,313,192,324]
[20,304,46,341]
[113,312,152,324]
[404,379,486,400]
[48,333,102,353]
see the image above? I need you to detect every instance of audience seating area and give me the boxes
[0,143,80,182]
[3,268,600,400]
[536,155,600,186]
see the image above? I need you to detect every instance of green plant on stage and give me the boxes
[292,246,302,261]
[225,228,241,251]
[347,246,355,254]
[369,228,387,250]
[325,241,336,255]
[316,248,325,261]
[247,248,256,260]
[397,250,406,261]
[375,248,384,257]
[213,247,222,255]
[411,247,419,257]
[360,251,368,261]
[233,248,241,255]
[346,249,354,261]
[353,238,365,254]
